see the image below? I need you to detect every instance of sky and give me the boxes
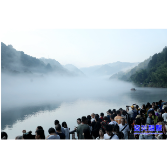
[1,29,167,68]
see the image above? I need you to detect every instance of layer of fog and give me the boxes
[1,73,136,111]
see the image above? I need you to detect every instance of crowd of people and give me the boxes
[1,100,167,140]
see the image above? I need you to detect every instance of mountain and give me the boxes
[95,61,139,76]
[39,57,72,75]
[80,65,102,76]
[129,46,167,87]
[110,58,152,80]
[1,42,72,77]
[80,61,139,76]
[63,64,85,77]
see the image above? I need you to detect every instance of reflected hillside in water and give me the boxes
[1,102,61,130]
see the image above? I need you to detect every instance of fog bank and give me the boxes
[1,74,135,111]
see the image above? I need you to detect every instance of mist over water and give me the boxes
[1,73,167,139]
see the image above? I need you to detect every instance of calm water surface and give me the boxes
[1,77,167,139]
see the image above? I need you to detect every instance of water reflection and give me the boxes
[2,87,167,139]
[1,103,61,130]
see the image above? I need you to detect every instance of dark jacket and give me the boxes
[92,122,101,138]
[107,115,111,122]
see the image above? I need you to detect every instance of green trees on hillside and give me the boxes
[130,46,167,87]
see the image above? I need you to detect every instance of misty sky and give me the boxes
[1,29,167,68]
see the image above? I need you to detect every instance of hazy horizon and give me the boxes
[2,29,167,68]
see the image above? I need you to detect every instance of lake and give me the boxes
[1,75,167,139]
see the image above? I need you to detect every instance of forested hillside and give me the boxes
[1,42,72,76]
[130,46,167,87]
[110,57,152,80]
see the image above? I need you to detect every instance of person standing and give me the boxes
[114,110,123,124]
[46,128,60,139]
[162,107,167,121]
[92,115,101,139]
[55,124,65,139]
[62,122,70,139]
[119,118,130,139]
[77,116,90,139]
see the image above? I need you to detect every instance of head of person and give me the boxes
[62,122,67,128]
[35,129,45,139]
[142,104,146,109]
[83,128,92,139]
[95,115,99,122]
[36,126,43,131]
[104,116,108,121]
[106,125,113,136]
[108,110,112,115]
[119,108,123,114]
[99,128,105,137]
[164,107,167,113]
[113,109,116,114]
[146,102,150,108]
[87,115,91,120]
[81,116,87,124]
[1,132,8,139]
[116,110,121,116]
[159,100,162,106]
[158,117,163,122]
[23,131,33,139]
[100,113,104,117]
[148,111,153,117]
[48,127,56,135]
[122,110,127,116]
[121,118,125,125]
[95,114,99,117]
[155,102,159,106]
[54,120,59,125]
[110,115,115,121]
[91,113,95,118]
[154,106,158,111]
[131,105,135,110]
[77,118,81,125]
[55,124,61,132]
[135,118,141,125]
[152,102,155,106]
